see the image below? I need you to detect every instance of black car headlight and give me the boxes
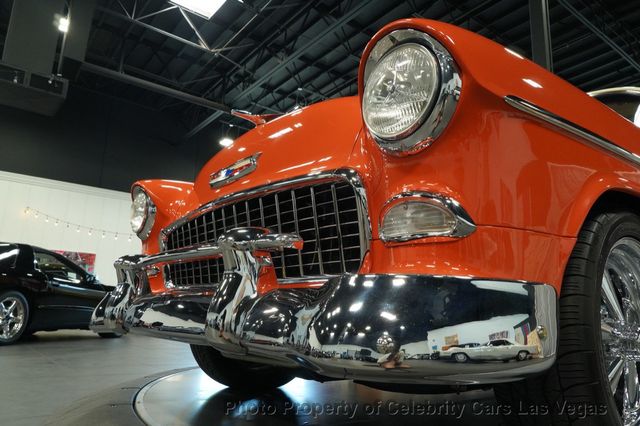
[362,29,462,156]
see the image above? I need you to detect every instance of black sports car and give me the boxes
[0,242,117,345]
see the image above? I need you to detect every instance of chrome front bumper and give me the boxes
[91,227,558,385]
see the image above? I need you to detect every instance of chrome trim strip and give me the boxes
[37,305,96,311]
[588,86,640,97]
[160,168,371,272]
[504,95,640,167]
[115,244,223,271]
[363,28,462,156]
[119,230,302,272]
[277,275,333,285]
[379,191,476,242]
[209,152,261,189]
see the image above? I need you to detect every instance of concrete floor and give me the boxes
[0,330,195,426]
[1,330,503,426]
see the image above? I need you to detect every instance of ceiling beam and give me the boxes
[528,0,553,71]
[81,62,232,114]
[95,6,251,58]
[557,0,640,74]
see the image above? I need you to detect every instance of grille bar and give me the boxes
[165,178,365,288]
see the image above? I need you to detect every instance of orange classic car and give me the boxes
[91,18,640,425]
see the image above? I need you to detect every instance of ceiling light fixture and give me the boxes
[219,137,233,147]
[57,17,69,33]
[169,0,227,19]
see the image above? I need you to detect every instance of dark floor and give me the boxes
[132,368,500,426]
[2,330,504,426]
[0,330,195,425]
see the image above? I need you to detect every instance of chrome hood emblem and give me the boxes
[209,153,261,189]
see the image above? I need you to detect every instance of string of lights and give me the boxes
[23,207,134,242]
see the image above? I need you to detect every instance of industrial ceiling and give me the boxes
[0,0,638,142]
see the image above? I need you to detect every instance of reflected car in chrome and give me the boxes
[92,17,640,426]
[441,340,539,363]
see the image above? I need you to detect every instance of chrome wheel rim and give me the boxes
[0,296,26,341]
[601,237,640,425]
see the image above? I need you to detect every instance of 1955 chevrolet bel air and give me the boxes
[91,18,640,425]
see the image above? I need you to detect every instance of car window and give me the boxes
[594,92,640,127]
[34,251,83,283]
[0,244,19,269]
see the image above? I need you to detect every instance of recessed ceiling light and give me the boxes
[169,0,227,19]
[58,17,69,33]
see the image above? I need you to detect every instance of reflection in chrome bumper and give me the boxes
[91,228,557,385]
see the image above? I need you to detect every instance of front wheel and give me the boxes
[453,353,468,363]
[495,210,640,425]
[191,345,295,391]
[0,291,29,345]
[516,351,529,361]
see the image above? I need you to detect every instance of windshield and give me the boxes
[593,91,640,127]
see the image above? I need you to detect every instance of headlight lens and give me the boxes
[361,29,461,155]
[130,187,154,237]
[363,43,439,140]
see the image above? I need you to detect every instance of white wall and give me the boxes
[0,171,141,283]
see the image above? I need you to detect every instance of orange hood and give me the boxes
[193,96,363,201]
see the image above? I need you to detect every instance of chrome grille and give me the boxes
[165,179,365,287]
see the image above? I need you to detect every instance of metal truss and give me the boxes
[96,2,253,67]
[77,0,640,141]
[558,0,640,74]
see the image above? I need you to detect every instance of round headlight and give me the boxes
[130,187,155,239]
[362,29,462,155]
[363,43,439,140]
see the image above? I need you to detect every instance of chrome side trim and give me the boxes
[588,86,640,97]
[504,95,640,167]
[209,153,261,189]
[363,28,462,156]
[161,168,372,260]
[379,191,476,242]
[277,275,334,285]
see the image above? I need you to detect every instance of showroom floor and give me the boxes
[2,331,502,426]
[0,330,195,426]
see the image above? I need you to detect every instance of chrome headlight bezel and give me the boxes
[362,29,462,156]
[130,186,156,240]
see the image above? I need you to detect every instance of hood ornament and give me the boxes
[210,153,261,189]
[231,109,281,127]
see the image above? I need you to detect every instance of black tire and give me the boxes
[191,344,295,391]
[516,351,529,362]
[453,352,468,363]
[494,210,638,425]
[98,332,122,338]
[0,291,29,346]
